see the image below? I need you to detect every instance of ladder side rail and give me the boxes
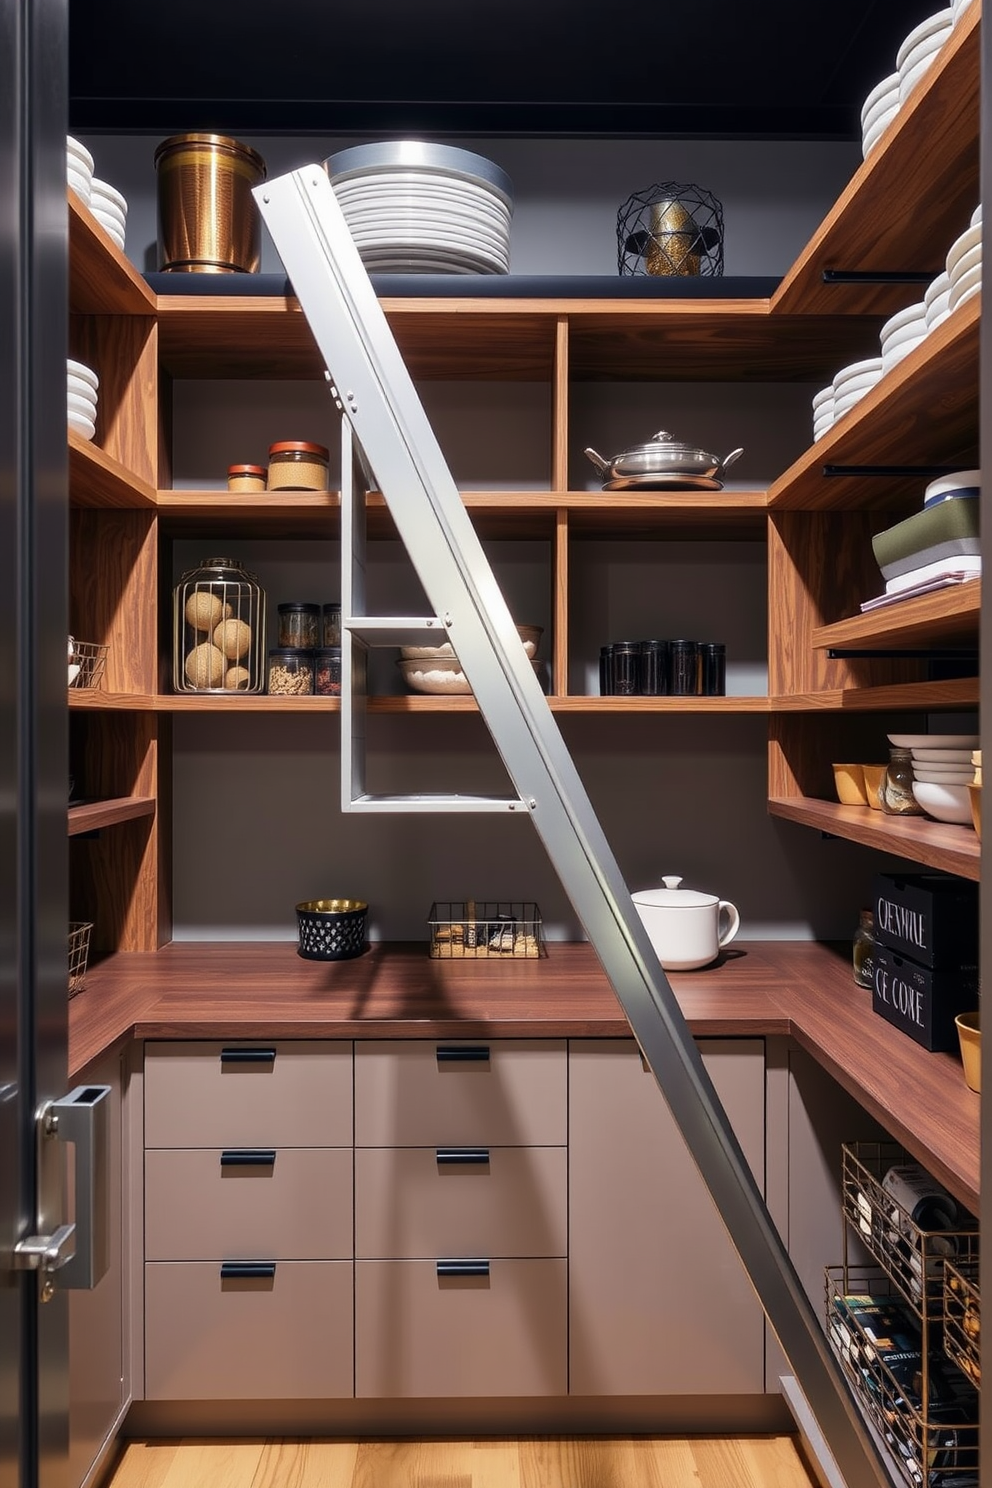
[255,165,893,1488]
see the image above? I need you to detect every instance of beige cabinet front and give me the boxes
[144,1260,353,1399]
[355,1259,567,1397]
[568,1038,766,1396]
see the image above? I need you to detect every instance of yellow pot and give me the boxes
[956,1010,981,1093]
[833,762,867,806]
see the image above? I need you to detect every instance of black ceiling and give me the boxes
[69,0,944,139]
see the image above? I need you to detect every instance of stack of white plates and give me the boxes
[67,357,98,441]
[812,384,834,441]
[897,8,954,102]
[924,270,952,329]
[831,357,883,419]
[861,72,900,158]
[952,0,976,23]
[323,140,513,275]
[879,300,927,371]
[89,178,127,251]
[888,732,980,823]
[947,218,982,313]
[66,135,93,205]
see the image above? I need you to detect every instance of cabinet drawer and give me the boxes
[145,1148,353,1261]
[144,1040,352,1148]
[354,1040,566,1147]
[355,1146,566,1259]
[355,1258,566,1398]
[144,1260,353,1400]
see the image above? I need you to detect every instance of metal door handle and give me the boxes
[436,1148,490,1164]
[436,1045,490,1062]
[437,1259,490,1277]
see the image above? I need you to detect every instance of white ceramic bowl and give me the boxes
[862,93,899,138]
[899,44,947,102]
[947,223,982,277]
[92,215,126,251]
[861,72,901,125]
[971,203,982,227]
[911,779,974,823]
[833,388,874,418]
[66,390,97,420]
[66,135,94,174]
[67,409,95,441]
[896,8,954,69]
[953,0,976,20]
[397,655,542,694]
[66,357,98,390]
[833,369,883,397]
[66,167,91,204]
[812,385,834,411]
[862,109,899,159]
[89,178,127,214]
[925,270,951,307]
[949,264,982,311]
[66,374,97,404]
[881,331,928,372]
[889,733,980,749]
[911,746,976,763]
[400,624,542,661]
[880,301,928,341]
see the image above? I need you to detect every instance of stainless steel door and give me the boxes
[0,1,72,1486]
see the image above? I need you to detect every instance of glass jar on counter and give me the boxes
[277,602,320,649]
[227,463,266,492]
[173,556,266,693]
[314,646,342,696]
[267,440,330,491]
[881,746,924,815]
[267,648,315,695]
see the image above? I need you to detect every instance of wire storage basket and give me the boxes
[617,182,724,278]
[826,1265,979,1488]
[943,1260,981,1388]
[68,637,108,690]
[173,556,266,693]
[841,1142,979,1318]
[296,899,368,961]
[428,900,546,959]
[68,921,93,997]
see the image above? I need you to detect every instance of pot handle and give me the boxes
[717,901,741,948]
[720,447,744,474]
[583,447,610,476]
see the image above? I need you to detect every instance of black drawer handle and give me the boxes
[220,1047,276,1064]
[436,1046,490,1063]
[437,1259,490,1278]
[436,1148,490,1165]
[220,1149,276,1167]
[220,1261,276,1279]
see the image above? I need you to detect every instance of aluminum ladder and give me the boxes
[254,165,892,1488]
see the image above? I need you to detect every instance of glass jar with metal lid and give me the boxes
[173,556,266,693]
[267,440,330,491]
[277,602,320,649]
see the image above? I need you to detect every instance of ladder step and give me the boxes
[349,617,448,648]
[346,792,531,814]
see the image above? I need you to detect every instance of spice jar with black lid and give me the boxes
[267,648,314,695]
[314,647,342,696]
[277,602,320,649]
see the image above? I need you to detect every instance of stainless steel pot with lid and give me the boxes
[584,429,744,491]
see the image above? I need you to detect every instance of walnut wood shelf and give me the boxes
[812,582,981,651]
[68,795,156,835]
[69,192,156,315]
[69,434,156,508]
[769,679,979,712]
[768,299,979,511]
[768,795,980,879]
[772,7,980,318]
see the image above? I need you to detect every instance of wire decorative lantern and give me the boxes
[617,183,724,278]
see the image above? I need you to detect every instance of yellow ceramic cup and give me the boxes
[832,762,867,806]
[861,763,888,811]
[956,1010,980,1093]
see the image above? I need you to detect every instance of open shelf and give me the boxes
[69,795,156,835]
[70,434,156,509]
[812,581,981,651]
[768,795,980,879]
[69,191,156,315]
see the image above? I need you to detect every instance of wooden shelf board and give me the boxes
[769,678,980,712]
[768,795,980,879]
[69,192,156,315]
[768,300,979,511]
[772,9,980,318]
[70,434,157,508]
[812,582,981,650]
[68,690,158,711]
[139,693,773,714]
[69,795,156,836]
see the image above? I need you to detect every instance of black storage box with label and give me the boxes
[872,943,979,1051]
[873,872,978,970]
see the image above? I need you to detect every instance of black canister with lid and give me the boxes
[668,638,700,696]
[277,602,320,649]
[639,639,669,696]
[700,641,726,696]
[314,646,342,696]
[599,645,614,696]
[611,642,640,697]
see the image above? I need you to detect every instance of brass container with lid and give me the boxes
[155,133,266,274]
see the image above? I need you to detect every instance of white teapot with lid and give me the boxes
[631,875,741,971]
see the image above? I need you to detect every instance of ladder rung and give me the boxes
[346,792,531,814]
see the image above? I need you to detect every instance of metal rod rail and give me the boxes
[255,165,895,1488]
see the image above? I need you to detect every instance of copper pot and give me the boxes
[155,133,266,274]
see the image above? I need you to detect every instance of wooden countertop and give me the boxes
[69,938,979,1211]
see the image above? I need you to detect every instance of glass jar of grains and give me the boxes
[314,646,342,696]
[227,463,267,492]
[267,440,329,491]
[277,602,320,649]
[267,648,315,695]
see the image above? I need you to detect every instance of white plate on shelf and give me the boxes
[66,357,98,388]
[67,390,97,420]
[947,223,982,276]
[949,263,982,310]
[896,8,954,67]
[911,747,976,763]
[66,374,97,404]
[863,111,899,158]
[67,409,95,441]
[861,72,901,124]
[889,734,980,749]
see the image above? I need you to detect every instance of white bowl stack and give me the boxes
[897,8,954,103]
[947,209,982,314]
[67,357,98,441]
[861,72,900,159]
[952,0,976,23]
[879,300,928,371]
[812,385,835,441]
[323,140,513,275]
[831,357,883,421]
[89,178,128,252]
[889,732,981,824]
[66,135,93,205]
[924,270,952,330]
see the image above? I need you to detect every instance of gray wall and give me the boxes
[85,129,902,944]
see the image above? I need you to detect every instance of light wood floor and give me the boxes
[105,1435,819,1488]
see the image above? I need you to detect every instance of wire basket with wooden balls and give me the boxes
[173,557,266,693]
